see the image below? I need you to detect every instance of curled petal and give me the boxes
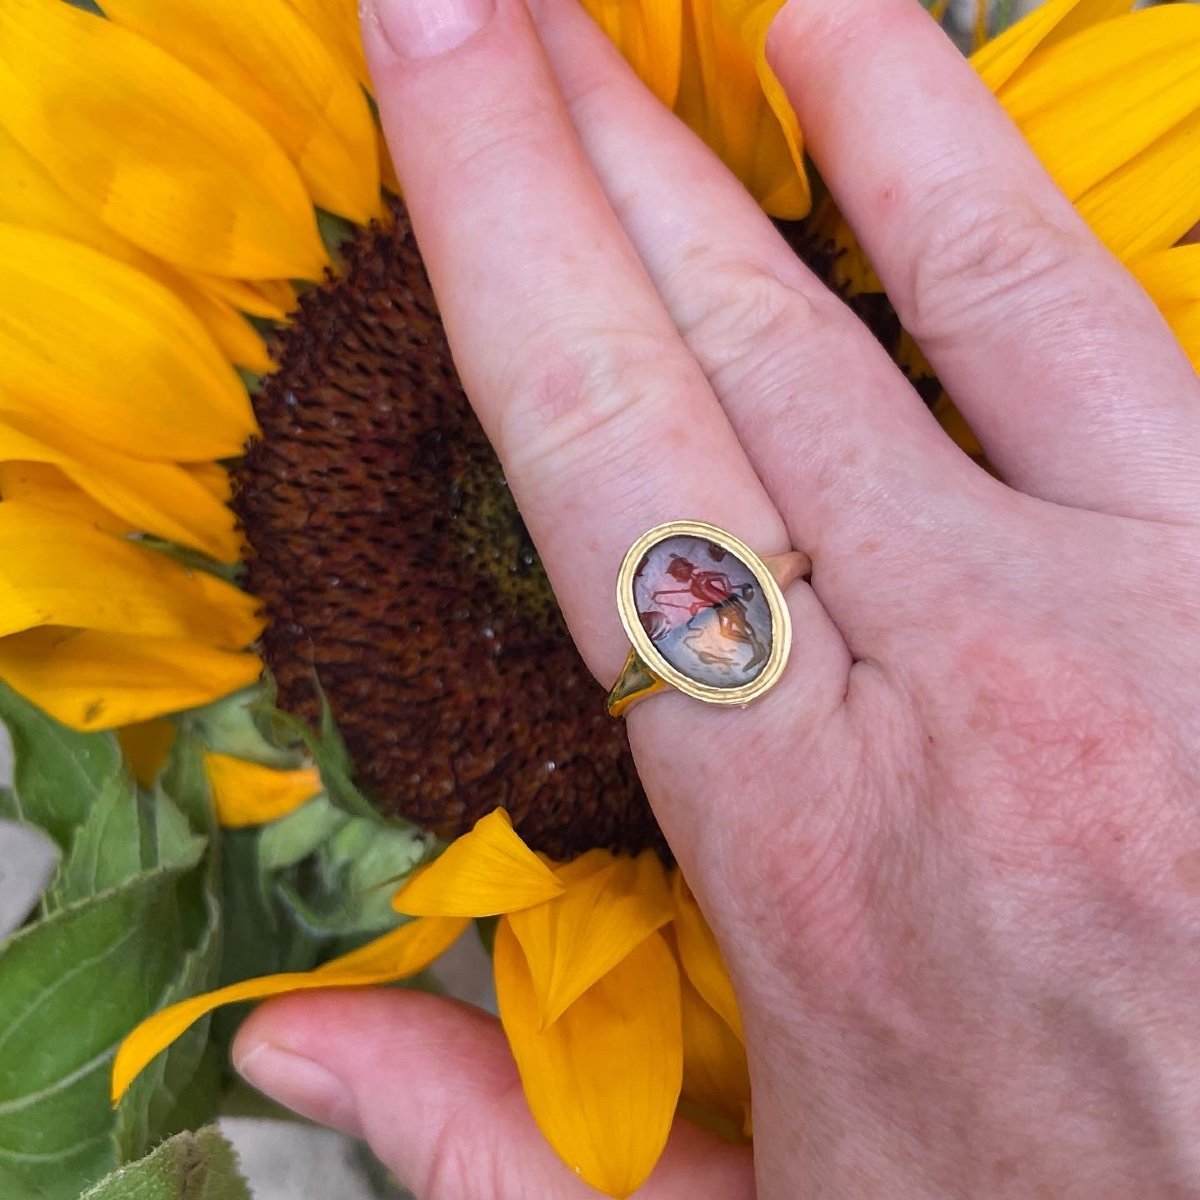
[203,752,323,828]
[578,0,683,108]
[112,916,469,1104]
[674,0,809,218]
[509,849,673,1027]
[495,920,682,1199]
[672,872,743,1041]
[678,961,752,1136]
[392,809,564,917]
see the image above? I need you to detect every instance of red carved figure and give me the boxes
[639,547,768,675]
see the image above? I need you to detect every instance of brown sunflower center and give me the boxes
[232,203,661,859]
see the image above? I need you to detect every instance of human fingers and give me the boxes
[362,0,848,701]
[233,990,755,1200]
[769,0,1200,522]
[528,0,991,593]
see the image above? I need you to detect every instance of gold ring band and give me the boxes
[606,520,808,718]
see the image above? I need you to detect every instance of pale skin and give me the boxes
[231,0,1200,1195]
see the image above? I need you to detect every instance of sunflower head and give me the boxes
[233,204,664,861]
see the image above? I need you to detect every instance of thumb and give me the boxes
[232,989,753,1199]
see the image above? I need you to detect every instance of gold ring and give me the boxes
[606,519,809,718]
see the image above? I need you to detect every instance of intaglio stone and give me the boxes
[632,535,773,689]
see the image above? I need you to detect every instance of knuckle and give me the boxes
[900,187,1089,343]
[682,263,840,389]
[494,329,692,475]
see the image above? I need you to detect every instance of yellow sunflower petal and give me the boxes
[177,287,274,375]
[249,280,301,320]
[0,628,261,731]
[0,414,240,563]
[189,274,293,322]
[1130,246,1200,373]
[1074,109,1200,262]
[204,752,323,828]
[674,0,809,219]
[997,5,1200,205]
[0,505,260,647]
[0,128,273,372]
[672,873,743,1042]
[392,809,565,917]
[283,0,371,90]
[971,0,1133,92]
[112,915,469,1104]
[578,0,683,108]
[508,849,673,1028]
[185,463,234,505]
[102,0,380,224]
[678,959,752,1134]
[0,0,325,280]
[117,719,179,789]
[495,920,682,1199]
[0,226,255,463]
[0,463,131,537]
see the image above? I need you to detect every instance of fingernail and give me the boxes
[235,1042,362,1137]
[367,0,495,60]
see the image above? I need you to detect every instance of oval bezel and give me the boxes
[614,519,792,706]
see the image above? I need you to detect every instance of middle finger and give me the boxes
[529,0,994,594]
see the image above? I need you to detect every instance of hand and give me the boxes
[232,0,1200,1195]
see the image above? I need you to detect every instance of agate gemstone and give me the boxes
[631,534,773,690]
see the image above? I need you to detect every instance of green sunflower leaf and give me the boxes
[0,865,199,1200]
[0,1160,50,1199]
[0,680,122,852]
[114,730,225,1163]
[113,886,222,1163]
[80,1128,251,1200]
[45,777,205,913]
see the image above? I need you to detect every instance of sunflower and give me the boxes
[1,0,1198,1197]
